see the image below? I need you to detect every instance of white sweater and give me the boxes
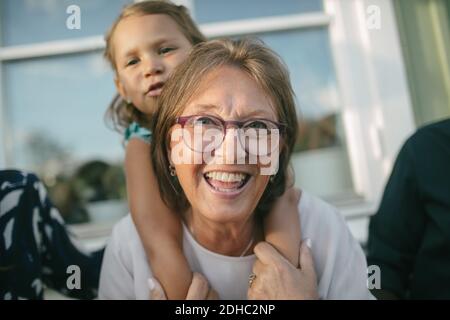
[99,191,374,300]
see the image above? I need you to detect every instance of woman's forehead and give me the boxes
[181,66,278,119]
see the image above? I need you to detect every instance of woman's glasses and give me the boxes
[174,114,285,156]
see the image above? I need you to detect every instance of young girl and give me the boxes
[104,1,302,300]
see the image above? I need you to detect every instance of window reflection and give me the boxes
[47,160,126,224]
[257,28,354,197]
[255,28,342,152]
[4,52,126,223]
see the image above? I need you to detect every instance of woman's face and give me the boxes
[113,14,193,114]
[170,65,278,224]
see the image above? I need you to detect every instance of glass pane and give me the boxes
[3,52,127,223]
[394,0,450,126]
[257,28,354,198]
[0,0,132,46]
[194,0,323,24]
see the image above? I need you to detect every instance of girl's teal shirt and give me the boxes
[124,122,152,144]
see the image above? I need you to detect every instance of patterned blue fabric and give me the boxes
[124,122,152,145]
[0,170,104,300]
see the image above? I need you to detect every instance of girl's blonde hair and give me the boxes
[104,0,206,133]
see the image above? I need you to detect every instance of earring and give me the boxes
[169,165,176,177]
[270,175,275,183]
[126,98,132,104]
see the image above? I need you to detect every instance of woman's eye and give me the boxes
[126,58,139,66]
[159,47,175,55]
[246,121,269,129]
[193,117,216,126]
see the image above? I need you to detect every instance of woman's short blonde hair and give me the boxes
[151,38,299,217]
[104,0,206,133]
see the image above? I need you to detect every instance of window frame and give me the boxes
[324,0,416,218]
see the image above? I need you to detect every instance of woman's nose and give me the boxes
[214,128,247,164]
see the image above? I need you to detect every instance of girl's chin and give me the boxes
[141,98,158,114]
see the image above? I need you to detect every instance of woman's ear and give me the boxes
[166,146,174,168]
[166,129,173,167]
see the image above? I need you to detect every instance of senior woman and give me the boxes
[99,39,374,300]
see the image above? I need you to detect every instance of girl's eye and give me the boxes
[126,58,139,66]
[159,47,175,55]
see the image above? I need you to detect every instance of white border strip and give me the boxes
[0,12,330,61]
[201,12,331,38]
[0,36,105,61]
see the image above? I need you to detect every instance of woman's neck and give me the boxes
[183,209,263,257]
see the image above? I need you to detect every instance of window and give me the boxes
[192,0,355,201]
[191,0,416,243]
[0,1,417,244]
[0,0,132,225]
[258,28,354,199]
[3,53,121,169]
[193,0,322,23]
[394,0,450,126]
[1,0,131,46]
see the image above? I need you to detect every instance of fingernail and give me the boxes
[148,278,155,291]
[305,238,312,249]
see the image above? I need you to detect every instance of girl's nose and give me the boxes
[143,57,164,76]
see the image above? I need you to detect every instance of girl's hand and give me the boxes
[264,187,302,267]
[247,240,318,300]
[149,272,219,300]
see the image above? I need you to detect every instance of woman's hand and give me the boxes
[149,272,219,300]
[248,240,318,300]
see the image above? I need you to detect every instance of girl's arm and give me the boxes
[125,138,192,299]
[264,187,302,267]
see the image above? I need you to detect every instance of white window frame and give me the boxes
[0,0,416,225]
[324,0,416,214]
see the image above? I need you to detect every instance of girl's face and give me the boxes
[113,14,193,114]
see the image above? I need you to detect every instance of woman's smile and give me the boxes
[203,170,253,199]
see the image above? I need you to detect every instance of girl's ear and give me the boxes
[114,77,127,100]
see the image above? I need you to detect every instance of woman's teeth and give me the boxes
[204,171,249,192]
[205,171,247,182]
